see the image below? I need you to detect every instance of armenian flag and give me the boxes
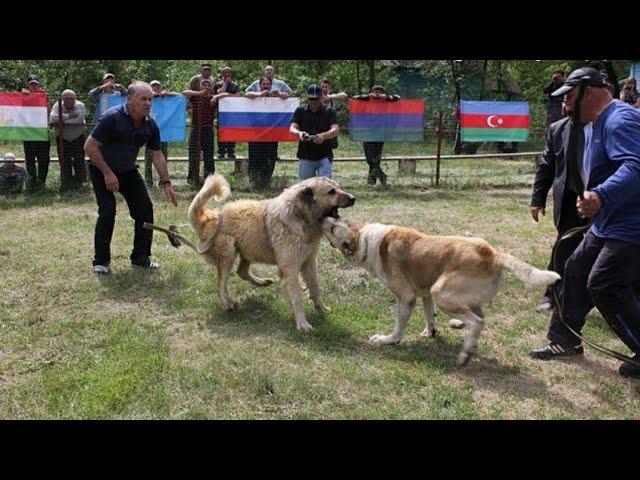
[349,99,424,142]
[218,97,299,142]
[0,92,48,141]
[460,101,530,142]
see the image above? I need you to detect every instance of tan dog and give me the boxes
[322,217,561,366]
[189,174,356,330]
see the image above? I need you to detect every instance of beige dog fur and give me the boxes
[322,218,561,366]
[189,174,355,330]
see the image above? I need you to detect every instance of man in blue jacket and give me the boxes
[530,67,640,379]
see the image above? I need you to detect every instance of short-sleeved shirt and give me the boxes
[90,103,161,174]
[291,104,338,161]
[245,77,292,94]
[584,100,640,244]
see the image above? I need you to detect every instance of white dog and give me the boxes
[322,217,561,365]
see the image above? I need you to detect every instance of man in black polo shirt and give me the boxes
[84,81,178,275]
[290,84,340,180]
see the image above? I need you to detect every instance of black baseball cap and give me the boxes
[307,84,322,99]
[551,67,607,96]
[201,63,212,70]
[27,74,39,84]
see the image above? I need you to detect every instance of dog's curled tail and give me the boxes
[188,173,231,232]
[497,252,561,288]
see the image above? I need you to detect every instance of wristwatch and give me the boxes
[159,179,172,187]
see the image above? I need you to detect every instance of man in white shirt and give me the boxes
[49,89,87,191]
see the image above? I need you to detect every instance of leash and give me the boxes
[143,214,224,255]
[550,225,640,367]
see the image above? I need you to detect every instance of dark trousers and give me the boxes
[544,192,589,305]
[23,140,51,188]
[248,142,277,189]
[144,142,169,185]
[89,165,154,267]
[546,105,563,127]
[548,230,640,354]
[188,127,215,183]
[57,135,86,190]
[216,126,236,157]
[363,142,386,183]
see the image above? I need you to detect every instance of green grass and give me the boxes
[1,158,639,419]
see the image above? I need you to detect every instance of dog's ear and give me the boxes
[299,186,314,206]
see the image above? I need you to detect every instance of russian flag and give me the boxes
[218,97,299,142]
[460,101,530,142]
[349,99,424,142]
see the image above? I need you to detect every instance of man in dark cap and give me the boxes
[22,75,51,192]
[212,66,241,160]
[89,73,127,124]
[290,84,340,180]
[543,69,566,126]
[189,63,214,92]
[530,67,640,379]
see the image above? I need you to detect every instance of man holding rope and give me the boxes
[530,67,640,379]
[84,81,178,275]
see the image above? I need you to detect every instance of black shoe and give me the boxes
[227,153,236,159]
[530,343,584,360]
[619,354,640,379]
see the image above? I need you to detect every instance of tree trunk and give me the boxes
[368,60,375,90]
[356,61,362,93]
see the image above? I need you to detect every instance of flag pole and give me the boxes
[435,110,443,186]
[56,97,65,189]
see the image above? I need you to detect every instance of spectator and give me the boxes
[530,67,640,379]
[188,63,214,92]
[143,80,178,186]
[183,78,216,185]
[352,85,401,186]
[619,76,640,108]
[83,81,178,275]
[212,66,241,160]
[89,73,127,124]
[543,68,565,126]
[530,100,590,312]
[319,78,348,109]
[246,65,292,166]
[246,65,293,97]
[244,77,281,189]
[22,75,51,193]
[49,89,87,191]
[0,152,26,195]
[290,84,340,180]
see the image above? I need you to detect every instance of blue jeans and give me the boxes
[298,157,332,180]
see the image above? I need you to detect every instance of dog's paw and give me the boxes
[449,319,466,329]
[223,300,239,311]
[420,327,437,338]
[457,351,472,367]
[296,321,314,331]
[314,303,330,314]
[369,334,400,345]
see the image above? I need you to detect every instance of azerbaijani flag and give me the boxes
[0,92,48,141]
[218,97,299,142]
[349,99,424,142]
[460,101,530,142]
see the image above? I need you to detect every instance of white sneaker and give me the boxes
[93,265,110,275]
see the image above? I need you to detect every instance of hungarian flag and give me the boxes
[349,99,424,142]
[218,97,299,142]
[460,101,530,142]
[0,92,48,141]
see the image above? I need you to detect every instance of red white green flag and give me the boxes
[460,101,530,142]
[0,92,49,141]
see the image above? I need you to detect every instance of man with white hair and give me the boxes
[84,81,178,275]
[49,89,87,191]
[0,153,26,194]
